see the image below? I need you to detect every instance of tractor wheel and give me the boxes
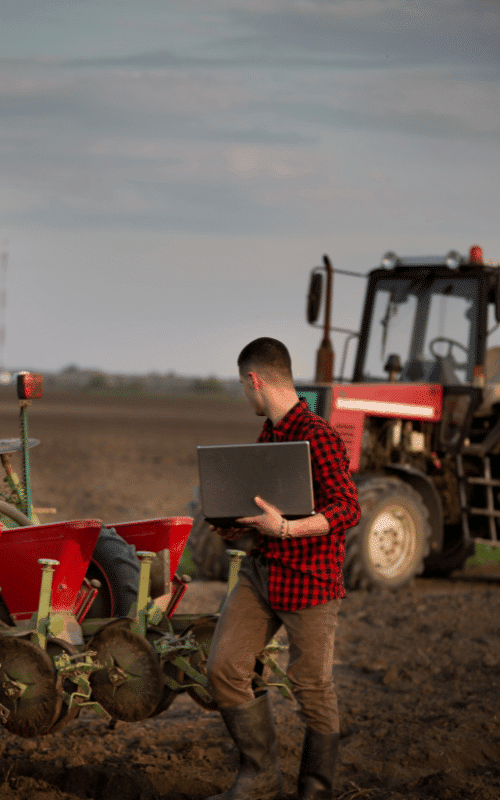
[344,477,432,590]
[0,500,31,528]
[187,495,254,581]
[85,526,140,618]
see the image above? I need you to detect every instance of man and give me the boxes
[206,337,360,800]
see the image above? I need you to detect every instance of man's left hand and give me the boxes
[237,496,284,538]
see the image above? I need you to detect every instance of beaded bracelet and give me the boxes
[279,518,292,539]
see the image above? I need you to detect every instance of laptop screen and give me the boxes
[197,441,315,523]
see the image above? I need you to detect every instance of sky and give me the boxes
[1,0,499,379]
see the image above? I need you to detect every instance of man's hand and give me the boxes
[237,496,285,538]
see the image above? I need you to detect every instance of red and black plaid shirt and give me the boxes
[223,400,360,611]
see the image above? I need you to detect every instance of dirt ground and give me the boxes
[0,390,499,800]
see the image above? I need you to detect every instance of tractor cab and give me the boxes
[307,246,500,459]
[354,259,482,387]
[352,246,500,392]
[351,248,500,455]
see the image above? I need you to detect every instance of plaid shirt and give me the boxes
[223,400,360,611]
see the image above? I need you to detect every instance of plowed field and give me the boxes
[0,390,498,800]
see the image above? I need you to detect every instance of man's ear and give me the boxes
[248,371,263,390]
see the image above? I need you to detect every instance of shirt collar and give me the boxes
[264,399,308,436]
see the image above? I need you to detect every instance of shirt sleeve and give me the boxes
[308,424,361,535]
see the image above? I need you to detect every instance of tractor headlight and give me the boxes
[445,250,462,269]
[381,251,398,269]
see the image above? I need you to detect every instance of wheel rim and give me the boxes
[367,503,418,579]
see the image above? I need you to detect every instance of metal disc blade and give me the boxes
[0,636,60,738]
[89,626,163,722]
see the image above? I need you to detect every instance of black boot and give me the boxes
[298,727,339,800]
[206,692,283,800]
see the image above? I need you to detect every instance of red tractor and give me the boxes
[300,244,500,589]
[189,244,500,591]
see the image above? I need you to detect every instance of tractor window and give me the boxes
[360,276,478,384]
[363,290,417,380]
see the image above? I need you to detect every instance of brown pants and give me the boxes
[206,555,341,734]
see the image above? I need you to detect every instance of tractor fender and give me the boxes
[383,464,444,554]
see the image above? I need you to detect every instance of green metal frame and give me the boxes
[0,540,293,731]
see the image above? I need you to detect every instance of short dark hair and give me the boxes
[237,337,293,379]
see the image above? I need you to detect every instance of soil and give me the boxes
[0,390,498,799]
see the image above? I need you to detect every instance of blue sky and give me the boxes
[1,0,499,379]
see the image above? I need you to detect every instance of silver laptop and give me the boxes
[197,441,315,525]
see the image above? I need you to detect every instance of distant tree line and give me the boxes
[39,366,240,397]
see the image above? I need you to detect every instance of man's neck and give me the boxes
[265,390,299,427]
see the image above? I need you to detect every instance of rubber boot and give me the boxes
[206,692,283,800]
[297,727,339,800]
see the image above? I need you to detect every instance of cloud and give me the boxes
[1,0,499,240]
[230,0,500,68]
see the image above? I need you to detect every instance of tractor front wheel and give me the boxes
[344,477,432,590]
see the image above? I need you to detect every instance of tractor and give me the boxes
[189,245,500,591]
[0,379,290,738]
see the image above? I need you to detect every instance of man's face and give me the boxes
[239,371,266,416]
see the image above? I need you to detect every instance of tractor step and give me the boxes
[462,455,500,543]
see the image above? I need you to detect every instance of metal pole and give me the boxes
[34,559,59,650]
[19,400,33,520]
[134,551,156,636]
[315,254,334,382]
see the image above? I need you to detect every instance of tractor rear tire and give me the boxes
[344,477,432,590]
[85,526,140,618]
[187,502,254,581]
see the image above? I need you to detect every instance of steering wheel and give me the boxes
[429,337,468,370]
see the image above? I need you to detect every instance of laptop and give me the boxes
[197,441,315,526]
